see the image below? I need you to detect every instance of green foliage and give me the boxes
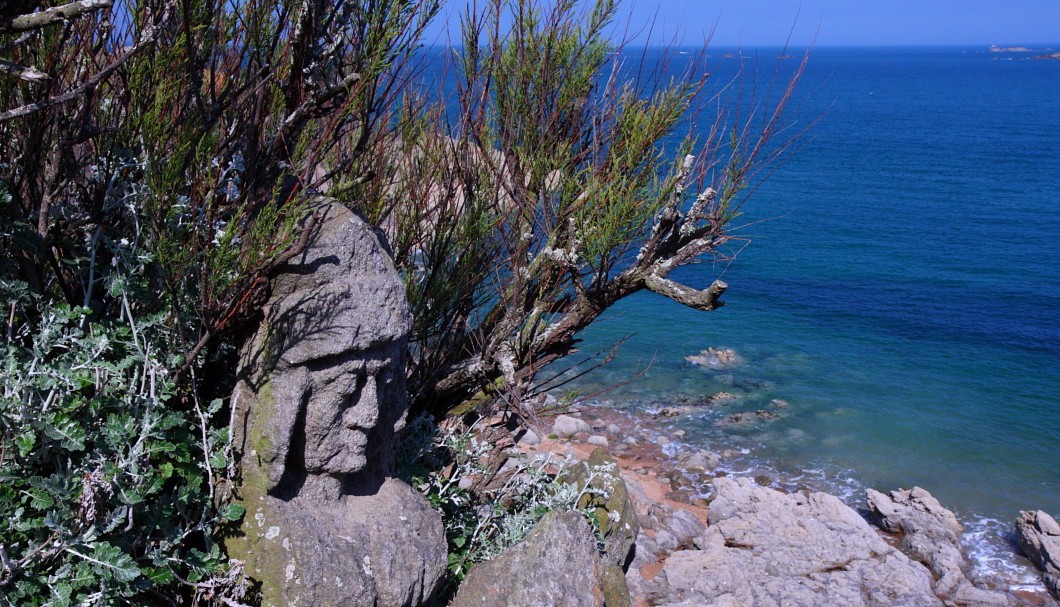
[0,283,245,605]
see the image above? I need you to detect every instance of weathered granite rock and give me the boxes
[601,564,633,607]
[625,530,665,607]
[226,201,445,607]
[1016,510,1060,600]
[666,509,705,551]
[654,406,691,418]
[867,487,1012,606]
[653,477,943,606]
[565,448,640,568]
[554,414,592,437]
[517,427,541,446]
[678,449,720,473]
[587,435,610,447]
[450,510,603,607]
[624,477,665,532]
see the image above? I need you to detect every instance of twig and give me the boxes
[270,72,362,152]
[0,26,154,122]
[82,226,102,310]
[176,209,320,380]
[0,543,12,586]
[0,0,113,35]
[569,352,656,408]
[188,368,215,501]
[0,31,35,53]
[11,527,60,572]
[264,210,319,272]
[0,59,50,83]
[529,337,630,395]
[121,290,144,357]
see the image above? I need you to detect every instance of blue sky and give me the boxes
[423,1,1060,47]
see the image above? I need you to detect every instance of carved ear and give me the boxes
[241,365,310,492]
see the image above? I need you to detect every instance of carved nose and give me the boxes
[360,375,378,407]
[343,374,379,428]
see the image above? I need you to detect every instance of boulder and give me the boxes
[225,200,445,607]
[667,509,705,550]
[685,348,742,368]
[679,449,721,473]
[587,435,610,447]
[623,476,664,531]
[654,406,690,418]
[653,477,943,606]
[1015,510,1060,600]
[601,564,633,607]
[450,510,603,607]
[517,427,541,446]
[686,392,737,407]
[867,487,1012,606]
[554,414,592,437]
[564,448,640,568]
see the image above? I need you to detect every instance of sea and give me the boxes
[419,43,1060,587]
[541,45,1060,588]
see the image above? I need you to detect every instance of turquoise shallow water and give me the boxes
[556,46,1060,582]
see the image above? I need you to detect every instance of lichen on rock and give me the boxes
[1015,509,1060,600]
[450,510,605,607]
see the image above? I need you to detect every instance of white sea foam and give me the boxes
[962,516,1044,592]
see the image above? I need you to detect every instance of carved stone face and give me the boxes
[302,364,382,476]
[233,202,410,491]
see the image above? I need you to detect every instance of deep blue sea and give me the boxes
[552,45,1060,584]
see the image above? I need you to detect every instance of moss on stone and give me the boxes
[601,564,632,607]
[564,448,640,568]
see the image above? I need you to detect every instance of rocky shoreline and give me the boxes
[513,403,1059,606]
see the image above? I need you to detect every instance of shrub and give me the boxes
[354,0,805,418]
[0,280,246,605]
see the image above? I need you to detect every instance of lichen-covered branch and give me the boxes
[0,59,49,82]
[643,276,727,311]
[0,0,112,35]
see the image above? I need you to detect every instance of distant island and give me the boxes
[988,44,1059,60]
[989,45,1036,52]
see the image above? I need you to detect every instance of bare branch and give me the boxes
[0,59,49,82]
[643,275,727,311]
[270,71,362,154]
[681,187,717,236]
[0,0,113,35]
